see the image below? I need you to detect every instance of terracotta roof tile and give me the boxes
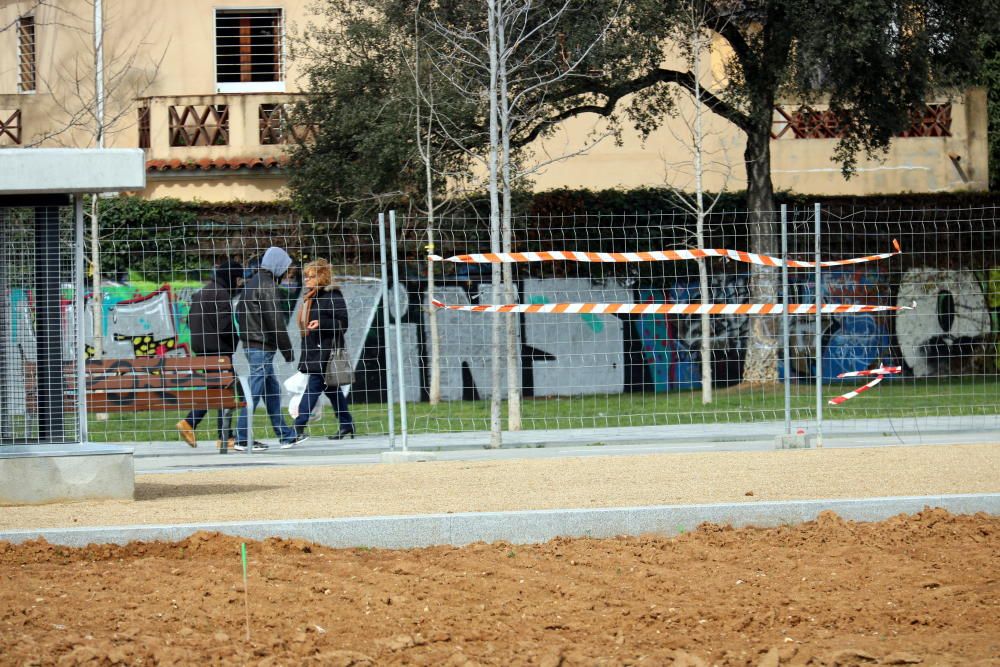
[145,156,288,172]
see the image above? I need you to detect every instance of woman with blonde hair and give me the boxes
[282,259,355,447]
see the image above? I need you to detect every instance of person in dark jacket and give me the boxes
[234,246,300,451]
[175,260,243,451]
[281,259,355,448]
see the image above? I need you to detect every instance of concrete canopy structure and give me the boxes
[1,148,146,194]
[0,147,144,505]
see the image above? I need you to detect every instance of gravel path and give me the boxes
[2,443,997,530]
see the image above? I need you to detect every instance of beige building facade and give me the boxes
[0,0,990,201]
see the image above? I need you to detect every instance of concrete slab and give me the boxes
[0,444,134,505]
[1,493,996,549]
[775,433,816,449]
[380,450,437,464]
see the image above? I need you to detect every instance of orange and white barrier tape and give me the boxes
[430,299,912,315]
[429,240,901,268]
[828,377,883,405]
[835,366,902,378]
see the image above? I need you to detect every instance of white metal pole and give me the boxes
[781,204,790,435]
[378,213,396,450]
[388,211,409,451]
[239,375,253,455]
[74,195,88,442]
[814,203,823,447]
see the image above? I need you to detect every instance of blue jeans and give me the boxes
[236,347,296,444]
[293,372,355,433]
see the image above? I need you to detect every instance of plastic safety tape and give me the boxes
[828,377,883,405]
[835,366,902,378]
[429,240,901,268]
[430,299,913,315]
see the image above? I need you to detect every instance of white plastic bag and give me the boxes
[283,372,323,422]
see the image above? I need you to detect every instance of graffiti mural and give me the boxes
[428,285,518,401]
[788,268,891,381]
[896,268,991,376]
[6,267,997,408]
[635,275,750,391]
[522,279,626,397]
[84,285,188,359]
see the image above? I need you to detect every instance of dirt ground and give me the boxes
[1,443,999,665]
[0,509,996,666]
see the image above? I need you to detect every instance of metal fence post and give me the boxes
[388,210,409,452]
[781,204,791,435]
[814,202,823,447]
[75,195,88,442]
[378,213,396,450]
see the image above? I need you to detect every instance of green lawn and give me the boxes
[75,377,999,444]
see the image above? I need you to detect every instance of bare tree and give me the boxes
[661,4,735,405]
[423,0,621,444]
[13,0,164,363]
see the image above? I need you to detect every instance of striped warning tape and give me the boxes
[835,366,902,378]
[828,377,883,405]
[430,299,913,315]
[429,240,901,268]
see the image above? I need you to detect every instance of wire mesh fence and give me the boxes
[1,202,997,447]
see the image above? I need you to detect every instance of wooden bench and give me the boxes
[25,357,243,413]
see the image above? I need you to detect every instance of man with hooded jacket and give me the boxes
[176,259,243,451]
[234,246,301,451]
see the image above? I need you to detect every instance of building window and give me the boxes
[138,106,150,149]
[18,16,36,93]
[215,9,283,93]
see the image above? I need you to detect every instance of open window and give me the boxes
[215,9,284,93]
[18,15,36,93]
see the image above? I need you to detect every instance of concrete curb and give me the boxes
[2,493,997,550]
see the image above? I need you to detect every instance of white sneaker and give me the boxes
[280,434,309,449]
[234,441,268,452]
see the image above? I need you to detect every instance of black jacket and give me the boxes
[236,269,294,361]
[187,279,238,355]
[297,286,348,375]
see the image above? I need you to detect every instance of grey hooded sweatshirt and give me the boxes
[236,246,295,361]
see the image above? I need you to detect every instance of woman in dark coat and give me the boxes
[283,259,355,447]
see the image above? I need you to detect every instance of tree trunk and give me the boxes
[487,0,503,448]
[741,113,780,384]
[497,7,521,432]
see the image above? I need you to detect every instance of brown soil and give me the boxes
[1,509,998,666]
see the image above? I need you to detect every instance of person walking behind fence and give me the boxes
[234,246,302,451]
[282,259,355,448]
[176,259,244,452]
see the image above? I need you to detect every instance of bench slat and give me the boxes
[82,389,242,413]
[26,357,243,413]
[84,372,237,392]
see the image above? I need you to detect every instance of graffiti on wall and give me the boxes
[896,268,991,376]
[788,268,892,381]
[84,286,189,359]
[634,275,750,391]
[7,268,998,405]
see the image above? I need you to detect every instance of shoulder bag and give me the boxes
[324,348,355,386]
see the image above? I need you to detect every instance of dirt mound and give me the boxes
[1,509,997,665]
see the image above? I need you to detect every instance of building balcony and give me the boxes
[137,93,313,165]
[0,107,21,146]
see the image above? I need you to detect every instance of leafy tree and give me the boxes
[292,0,994,380]
[95,196,201,279]
[979,19,1000,191]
